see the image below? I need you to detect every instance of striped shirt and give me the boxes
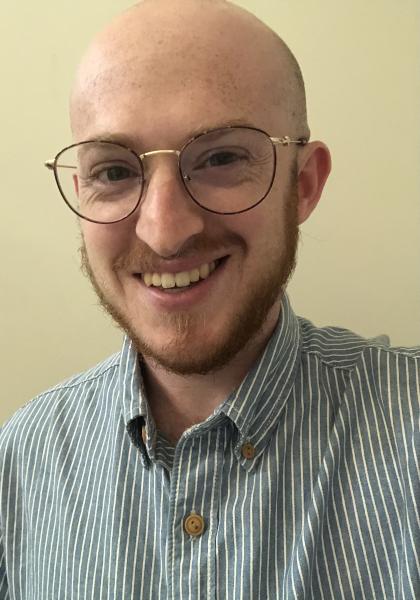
[0,294,419,599]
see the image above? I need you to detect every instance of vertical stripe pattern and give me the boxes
[0,294,419,599]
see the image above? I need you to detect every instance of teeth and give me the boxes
[142,260,219,289]
[143,273,153,287]
[189,268,200,283]
[199,263,210,279]
[161,273,175,289]
[175,272,191,287]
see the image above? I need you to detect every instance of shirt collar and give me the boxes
[219,292,301,468]
[120,292,301,468]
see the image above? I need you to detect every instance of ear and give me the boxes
[296,141,331,225]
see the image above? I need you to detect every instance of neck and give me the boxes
[142,303,281,445]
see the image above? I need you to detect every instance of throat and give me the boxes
[142,363,228,443]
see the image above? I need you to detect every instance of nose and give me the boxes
[134,155,206,257]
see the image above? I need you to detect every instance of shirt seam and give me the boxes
[301,345,420,371]
[300,348,356,371]
[38,362,120,396]
[6,362,121,422]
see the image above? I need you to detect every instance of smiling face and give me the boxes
[71,0,321,375]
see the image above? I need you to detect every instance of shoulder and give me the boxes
[298,314,420,372]
[0,351,122,451]
[297,315,419,428]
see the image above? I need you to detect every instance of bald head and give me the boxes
[70,0,309,142]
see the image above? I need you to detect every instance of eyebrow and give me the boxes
[86,118,256,149]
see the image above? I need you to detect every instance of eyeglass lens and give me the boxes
[54,128,276,223]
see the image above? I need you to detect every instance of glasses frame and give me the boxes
[45,125,308,224]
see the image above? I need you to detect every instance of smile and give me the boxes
[141,260,219,289]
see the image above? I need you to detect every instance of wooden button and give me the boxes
[241,442,256,459]
[184,512,205,537]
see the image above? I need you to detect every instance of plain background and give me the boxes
[1,0,419,425]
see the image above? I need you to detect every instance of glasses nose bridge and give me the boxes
[138,148,188,196]
[139,148,181,165]
[138,148,182,181]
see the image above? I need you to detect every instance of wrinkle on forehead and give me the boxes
[70,0,308,138]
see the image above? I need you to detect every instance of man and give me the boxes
[0,0,418,598]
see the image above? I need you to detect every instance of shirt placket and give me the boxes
[166,426,225,600]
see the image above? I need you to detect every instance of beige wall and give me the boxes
[1,0,419,425]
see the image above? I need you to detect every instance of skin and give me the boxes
[70,0,331,444]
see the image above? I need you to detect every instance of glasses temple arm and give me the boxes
[271,136,308,146]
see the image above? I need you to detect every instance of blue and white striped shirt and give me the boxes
[1,294,419,599]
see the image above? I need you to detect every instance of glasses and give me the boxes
[45,126,307,224]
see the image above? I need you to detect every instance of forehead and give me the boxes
[71,11,287,143]
[83,52,257,112]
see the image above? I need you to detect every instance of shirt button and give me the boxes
[241,442,256,459]
[184,511,205,537]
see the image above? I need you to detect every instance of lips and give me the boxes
[132,256,229,307]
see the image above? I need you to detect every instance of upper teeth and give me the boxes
[142,261,217,288]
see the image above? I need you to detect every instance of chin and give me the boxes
[135,336,242,376]
[127,293,281,375]
[126,316,238,375]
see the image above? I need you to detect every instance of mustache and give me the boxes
[83,232,246,274]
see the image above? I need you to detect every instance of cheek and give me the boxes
[81,222,128,267]
[230,200,284,256]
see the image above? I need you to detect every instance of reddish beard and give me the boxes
[80,177,299,375]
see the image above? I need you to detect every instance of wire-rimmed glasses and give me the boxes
[45,126,308,224]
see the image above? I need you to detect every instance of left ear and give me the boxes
[296,141,332,225]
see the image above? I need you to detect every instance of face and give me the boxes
[73,9,302,375]
[80,175,299,375]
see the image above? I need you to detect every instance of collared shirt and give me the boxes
[0,294,419,599]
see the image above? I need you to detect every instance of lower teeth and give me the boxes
[160,281,198,292]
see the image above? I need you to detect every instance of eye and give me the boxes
[89,163,140,184]
[194,148,249,170]
[205,151,243,167]
[103,166,132,181]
